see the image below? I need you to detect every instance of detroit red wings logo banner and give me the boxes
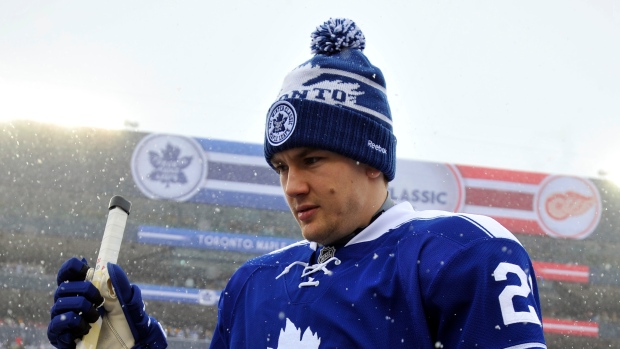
[388,161,602,240]
[455,165,602,240]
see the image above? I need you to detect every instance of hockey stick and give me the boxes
[77,195,131,349]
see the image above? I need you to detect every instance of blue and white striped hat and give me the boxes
[264,18,397,181]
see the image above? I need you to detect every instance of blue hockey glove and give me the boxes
[48,257,167,349]
[49,257,102,348]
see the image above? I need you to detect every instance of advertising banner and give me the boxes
[137,284,221,306]
[131,134,606,240]
[138,225,298,254]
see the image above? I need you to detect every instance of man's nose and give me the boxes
[283,167,310,197]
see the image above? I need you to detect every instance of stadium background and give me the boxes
[1,121,620,348]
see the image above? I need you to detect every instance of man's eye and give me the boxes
[304,157,320,165]
[273,165,288,174]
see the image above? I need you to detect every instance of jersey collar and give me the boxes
[345,201,416,247]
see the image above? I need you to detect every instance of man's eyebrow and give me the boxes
[295,148,316,159]
[271,148,318,165]
[270,154,286,166]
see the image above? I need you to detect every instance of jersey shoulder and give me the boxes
[395,209,530,281]
[351,203,521,249]
[405,209,522,247]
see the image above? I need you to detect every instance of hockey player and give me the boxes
[210,18,546,348]
[48,18,546,348]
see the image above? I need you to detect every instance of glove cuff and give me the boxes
[98,269,136,348]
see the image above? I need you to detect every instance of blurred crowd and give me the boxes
[0,317,48,349]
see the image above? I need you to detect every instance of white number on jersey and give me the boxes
[493,262,542,326]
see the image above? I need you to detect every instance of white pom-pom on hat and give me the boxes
[310,18,366,55]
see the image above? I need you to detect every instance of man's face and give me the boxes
[270,147,378,245]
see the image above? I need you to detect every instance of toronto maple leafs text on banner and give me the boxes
[137,225,299,254]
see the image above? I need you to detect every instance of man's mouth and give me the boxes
[296,205,319,222]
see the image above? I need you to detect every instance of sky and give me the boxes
[1,1,619,182]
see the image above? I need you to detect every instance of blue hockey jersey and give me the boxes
[210,202,546,348]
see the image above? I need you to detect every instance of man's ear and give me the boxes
[366,167,382,179]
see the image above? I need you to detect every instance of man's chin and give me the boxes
[300,227,325,244]
[302,231,340,246]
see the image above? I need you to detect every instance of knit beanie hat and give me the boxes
[264,18,397,181]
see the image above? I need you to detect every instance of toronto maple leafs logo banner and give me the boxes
[131,133,287,210]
